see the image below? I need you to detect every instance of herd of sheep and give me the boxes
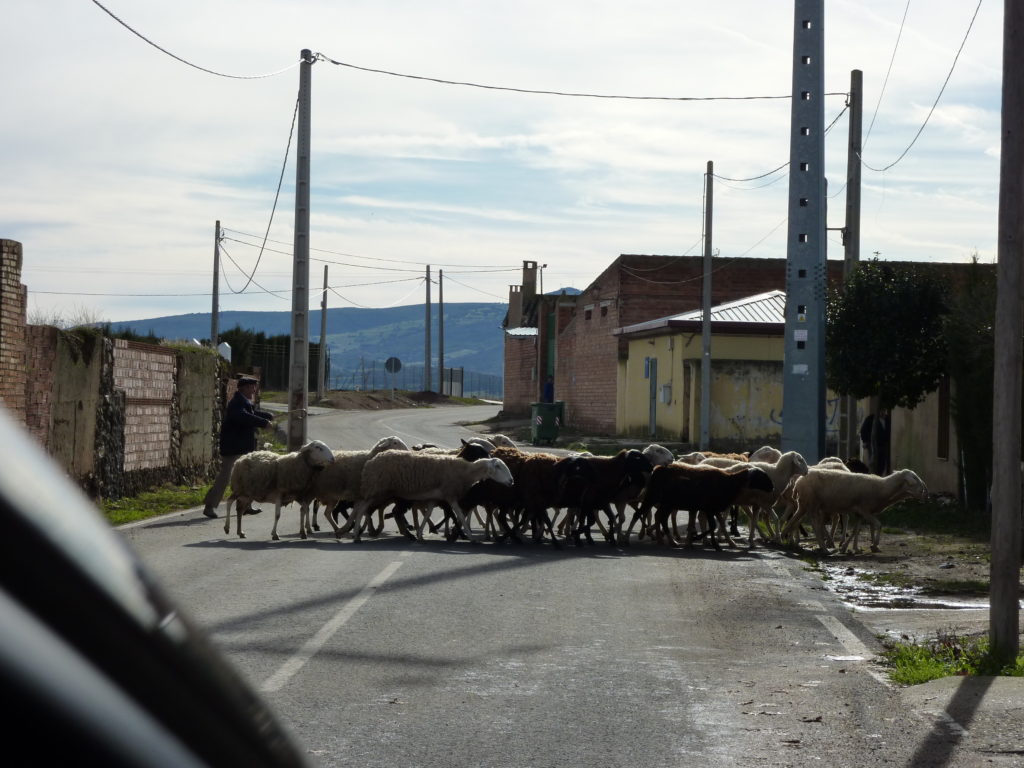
[219,433,929,555]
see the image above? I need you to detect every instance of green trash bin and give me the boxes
[531,401,563,445]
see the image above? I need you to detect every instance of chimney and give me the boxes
[522,260,538,306]
[507,285,523,327]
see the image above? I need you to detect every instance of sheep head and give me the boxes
[641,443,674,467]
[370,435,409,455]
[784,451,810,477]
[300,440,335,468]
[483,458,514,486]
[895,469,928,500]
[489,434,516,448]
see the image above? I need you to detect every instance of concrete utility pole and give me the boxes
[287,49,314,451]
[701,161,713,451]
[211,220,220,348]
[438,269,445,395]
[990,0,1022,663]
[781,0,827,463]
[317,265,328,402]
[840,69,863,460]
[423,266,432,392]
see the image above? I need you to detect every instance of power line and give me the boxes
[234,94,300,293]
[90,0,300,79]
[222,227,521,270]
[860,0,983,173]
[712,104,849,185]
[865,0,912,150]
[329,278,426,308]
[218,244,291,300]
[317,53,848,103]
[439,273,508,300]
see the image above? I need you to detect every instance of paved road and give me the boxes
[118,406,1023,767]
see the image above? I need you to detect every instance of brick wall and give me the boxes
[24,325,58,446]
[0,239,27,418]
[501,332,537,418]
[113,339,176,472]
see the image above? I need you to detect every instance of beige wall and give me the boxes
[892,388,959,496]
[618,327,959,495]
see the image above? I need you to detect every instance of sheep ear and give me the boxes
[461,438,468,446]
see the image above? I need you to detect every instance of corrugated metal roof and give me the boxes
[673,289,786,324]
[505,326,539,337]
[616,289,786,335]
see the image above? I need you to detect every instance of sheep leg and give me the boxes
[271,501,285,541]
[310,501,319,531]
[298,502,310,539]
[448,501,481,543]
[728,505,741,538]
[347,500,373,542]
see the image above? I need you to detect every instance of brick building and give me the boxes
[503,254,848,434]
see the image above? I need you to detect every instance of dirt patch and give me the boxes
[805,527,1011,599]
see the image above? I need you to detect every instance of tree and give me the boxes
[826,260,950,472]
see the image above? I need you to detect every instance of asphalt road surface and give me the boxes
[119,406,999,767]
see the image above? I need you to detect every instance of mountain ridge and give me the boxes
[110,302,509,378]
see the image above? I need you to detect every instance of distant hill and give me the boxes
[110,302,508,380]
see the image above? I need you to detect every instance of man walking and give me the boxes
[202,376,275,518]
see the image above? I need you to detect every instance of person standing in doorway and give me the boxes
[202,376,275,518]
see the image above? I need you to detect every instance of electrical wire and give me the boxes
[234,95,300,293]
[219,244,291,300]
[712,104,849,185]
[317,53,849,103]
[439,273,508,300]
[860,0,983,173]
[222,227,520,270]
[329,278,426,308]
[91,0,301,79]
[865,0,912,149]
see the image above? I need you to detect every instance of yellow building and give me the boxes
[613,289,959,495]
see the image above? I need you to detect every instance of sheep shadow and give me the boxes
[188,527,764,564]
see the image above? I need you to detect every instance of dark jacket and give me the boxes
[219,391,274,457]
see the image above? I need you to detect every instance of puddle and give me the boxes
[820,564,991,611]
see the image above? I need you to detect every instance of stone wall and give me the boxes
[0,238,224,499]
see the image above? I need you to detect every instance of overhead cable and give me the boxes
[712,104,849,185]
[91,1,300,79]
[865,0,912,149]
[234,94,300,293]
[317,53,847,102]
[860,0,983,173]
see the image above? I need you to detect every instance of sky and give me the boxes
[0,0,1003,324]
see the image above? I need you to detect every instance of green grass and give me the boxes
[102,483,213,526]
[882,631,1024,685]
[880,497,990,538]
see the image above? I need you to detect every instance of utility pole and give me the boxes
[211,220,220,348]
[781,0,827,463]
[317,265,328,402]
[423,266,432,392]
[840,69,863,460]
[287,49,314,451]
[701,161,713,451]
[990,0,1022,663]
[438,269,445,395]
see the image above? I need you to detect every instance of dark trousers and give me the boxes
[203,454,243,513]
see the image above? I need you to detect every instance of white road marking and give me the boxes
[816,614,871,657]
[261,560,403,693]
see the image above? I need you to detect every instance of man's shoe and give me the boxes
[202,507,218,519]
[243,507,262,516]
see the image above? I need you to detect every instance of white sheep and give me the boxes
[310,435,410,535]
[224,440,335,541]
[783,467,928,553]
[487,434,517,449]
[344,451,514,543]
[749,445,783,463]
